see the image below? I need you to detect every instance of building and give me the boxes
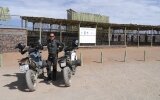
[1,9,160,53]
[67,9,109,23]
[20,16,160,47]
[67,9,109,32]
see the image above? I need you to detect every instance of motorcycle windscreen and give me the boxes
[30,52,42,67]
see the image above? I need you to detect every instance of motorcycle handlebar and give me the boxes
[15,43,43,55]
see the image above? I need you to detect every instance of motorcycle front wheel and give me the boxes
[26,69,37,92]
[62,67,72,87]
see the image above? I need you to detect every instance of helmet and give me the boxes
[72,39,79,48]
[75,40,78,46]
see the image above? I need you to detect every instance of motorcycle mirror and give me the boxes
[15,43,22,49]
[38,39,41,45]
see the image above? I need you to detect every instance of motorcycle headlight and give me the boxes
[66,56,70,61]
[29,59,36,68]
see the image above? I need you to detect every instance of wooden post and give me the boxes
[50,24,52,32]
[124,27,127,47]
[59,23,62,42]
[101,51,103,63]
[144,50,146,61]
[21,18,23,28]
[108,26,111,46]
[151,29,153,47]
[124,50,126,62]
[39,22,42,44]
[80,52,83,66]
[0,53,2,67]
[78,23,81,46]
[137,28,140,47]
[95,24,97,46]
[24,20,28,28]
[66,25,68,32]
[33,22,35,31]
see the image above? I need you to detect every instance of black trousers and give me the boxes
[47,54,57,80]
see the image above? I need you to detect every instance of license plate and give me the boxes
[19,64,29,73]
[60,62,66,67]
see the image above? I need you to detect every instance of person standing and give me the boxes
[46,33,63,81]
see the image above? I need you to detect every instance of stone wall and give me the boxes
[0,28,27,53]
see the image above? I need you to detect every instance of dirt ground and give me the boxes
[1,47,160,100]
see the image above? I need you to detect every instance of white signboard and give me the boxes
[80,27,96,43]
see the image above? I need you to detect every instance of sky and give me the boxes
[0,0,160,26]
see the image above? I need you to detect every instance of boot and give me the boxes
[38,72,45,79]
[46,65,52,81]
[52,70,57,81]
[45,73,52,81]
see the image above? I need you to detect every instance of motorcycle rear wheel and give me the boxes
[63,67,72,87]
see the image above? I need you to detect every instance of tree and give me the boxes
[0,7,11,21]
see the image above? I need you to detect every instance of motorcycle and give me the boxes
[15,43,47,91]
[58,40,81,87]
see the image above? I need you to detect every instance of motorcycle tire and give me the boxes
[63,67,72,87]
[26,69,37,92]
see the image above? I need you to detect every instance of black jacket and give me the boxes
[47,39,62,55]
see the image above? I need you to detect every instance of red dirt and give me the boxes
[1,47,160,100]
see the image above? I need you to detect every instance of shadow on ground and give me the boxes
[3,73,29,92]
[135,59,145,62]
[92,61,102,63]
[113,59,125,62]
[39,71,66,88]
